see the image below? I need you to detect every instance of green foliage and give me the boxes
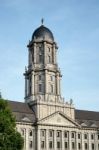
[0,98,24,150]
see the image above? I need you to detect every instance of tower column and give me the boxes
[25,76,28,98]
[53,43,56,64]
[45,70,47,94]
[31,71,34,96]
[56,73,60,96]
[34,43,36,64]
[44,41,47,64]
[45,69,48,101]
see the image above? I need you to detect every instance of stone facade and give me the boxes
[8,24,99,150]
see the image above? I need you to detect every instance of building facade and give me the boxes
[8,23,99,150]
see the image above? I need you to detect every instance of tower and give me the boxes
[24,22,74,120]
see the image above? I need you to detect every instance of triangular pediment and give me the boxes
[38,111,80,127]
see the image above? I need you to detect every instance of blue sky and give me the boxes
[0,0,99,111]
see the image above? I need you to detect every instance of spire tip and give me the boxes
[41,18,44,25]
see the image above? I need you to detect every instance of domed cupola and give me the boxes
[25,20,62,110]
[32,24,54,42]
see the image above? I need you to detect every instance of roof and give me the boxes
[75,109,99,128]
[75,109,99,121]
[8,100,99,127]
[32,25,54,41]
[8,100,36,123]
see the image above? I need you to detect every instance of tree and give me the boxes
[0,98,24,150]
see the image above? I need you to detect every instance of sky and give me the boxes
[0,0,99,111]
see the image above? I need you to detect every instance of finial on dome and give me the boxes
[41,18,44,25]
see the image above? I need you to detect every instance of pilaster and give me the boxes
[62,130,64,150]
[88,133,91,150]
[69,131,72,150]
[37,128,40,150]
[46,129,48,150]
[76,132,78,150]
[81,133,84,150]
[26,128,29,150]
[54,130,56,150]
[95,133,98,150]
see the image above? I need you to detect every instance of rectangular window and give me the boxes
[64,131,68,138]
[41,130,45,137]
[49,141,53,149]
[50,75,54,81]
[48,55,52,63]
[84,134,88,139]
[39,84,42,92]
[57,141,61,148]
[91,134,94,140]
[21,129,25,136]
[57,131,61,137]
[85,143,88,150]
[39,75,42,80]
[41,141,45,149]
[39,47,42,54]
[39,55,42,62]
[48,47,50,52]
[29,141,33,148]
[78,143,81,149]
[50,84,54,93]
[49,130,53,137]
[65,142,68,149]
[71,132,75,138]
[92,143,94,150]
[29,130,33,136]
[78,133,81,139]
[72,142,75,149]
[98,144,99,149]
